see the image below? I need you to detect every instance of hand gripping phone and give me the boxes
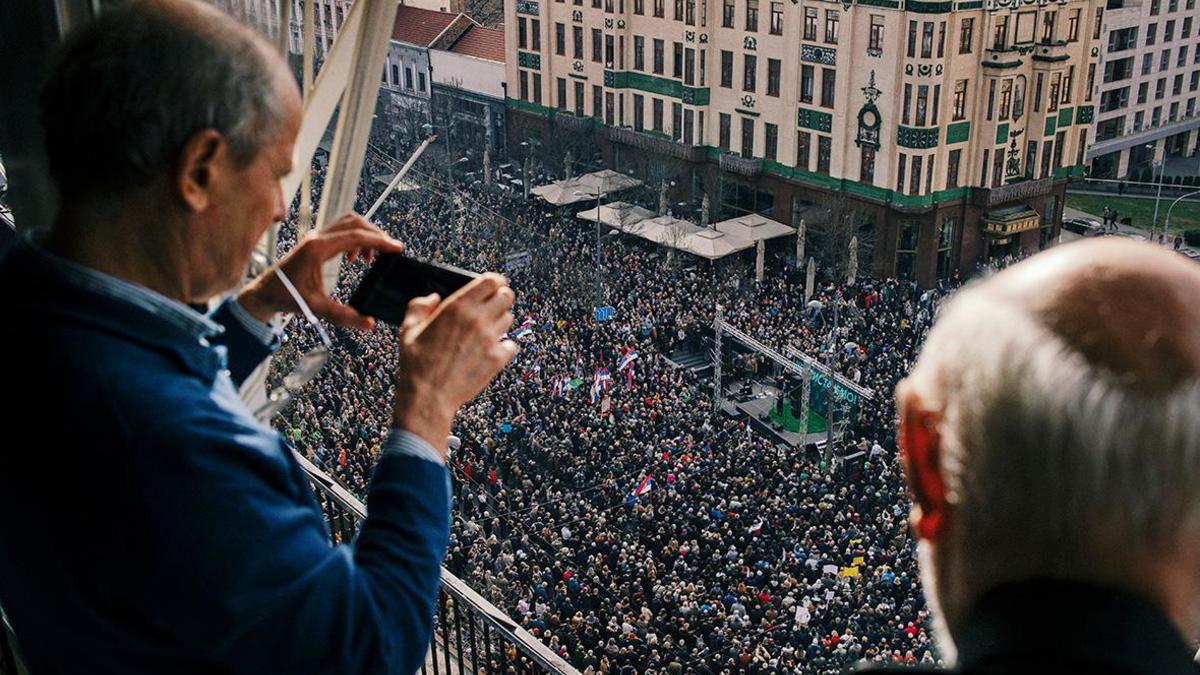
[348,253,479,325]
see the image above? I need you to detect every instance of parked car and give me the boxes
[1062,217,1106,237]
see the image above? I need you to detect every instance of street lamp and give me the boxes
[423,121,460,185]
[1147,154,1166,243]
[1164,189,1200,247]
[573,173,610,309]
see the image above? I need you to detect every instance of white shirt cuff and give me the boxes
[382,429,445,465]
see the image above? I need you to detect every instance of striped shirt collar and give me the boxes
[22,234,224,341]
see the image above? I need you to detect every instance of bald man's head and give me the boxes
[898,239,1200,653]
[980,239,1200,392]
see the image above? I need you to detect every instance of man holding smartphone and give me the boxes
[0,1,516,673]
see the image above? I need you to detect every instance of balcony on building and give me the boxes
[604,125,708,163]
[718,151,764,177]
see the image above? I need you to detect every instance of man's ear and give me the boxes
[898,387,949,542]
[176,129,227,213]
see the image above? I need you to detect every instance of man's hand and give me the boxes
[392,273,518,453]
[238,213,405,329]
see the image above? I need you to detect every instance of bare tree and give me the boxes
[806,193,876,284]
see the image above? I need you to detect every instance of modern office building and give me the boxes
[1087,0,1200,180]
[505,0,1105,285]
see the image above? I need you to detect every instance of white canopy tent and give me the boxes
[531,169,643,206]
[575,169,643,195]
[713,213,796,241]
[678,228,755,260]
[576,201,658,230]
[530,180,594,206]
[626,215,704,246]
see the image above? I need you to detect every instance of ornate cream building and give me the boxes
[505,0,1104,285]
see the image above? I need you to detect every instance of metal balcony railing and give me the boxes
[0,456,579,675]
[295,453,581,675]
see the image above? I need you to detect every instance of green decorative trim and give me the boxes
[897,125,939,148]
[518,51,542,69]
[1076,105,1094,124]
[1044,115,1058,136]
[946,121,971,144]
[995,122,1009,144]
[796,107,833,132]
[1052,164,1086,179]
[983,59,1023,69]
[760,160,973,209]
[603,70,710,105]
[1057,106,1074,126]
[516,0,540,14]
[506,97,556,117]
[956,0,983,7]
[856,0,901,7]
[1032,53,1070,62]
[906,0,953,12]
[736,108,761,117]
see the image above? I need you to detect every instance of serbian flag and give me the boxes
[590,368,611,403]
[626,365,635,388]
[633,475,654,497]
[749,520,764,535]
[617,349,639,371]
[512,316,537,340]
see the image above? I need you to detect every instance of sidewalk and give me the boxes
[1062,204,1200,261]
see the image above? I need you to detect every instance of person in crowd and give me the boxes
[0,1,516,673]
[865,239,1200,674]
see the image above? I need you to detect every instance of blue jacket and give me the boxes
[0,239,450,674]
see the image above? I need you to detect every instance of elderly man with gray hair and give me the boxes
[857,238,1200,674]
[0,1,517,674]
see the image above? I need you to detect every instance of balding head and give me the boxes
[898,240,1200,656]
[979,239,1200,392]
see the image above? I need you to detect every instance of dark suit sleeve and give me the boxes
[131,407,450,675]
[206,297,279,387]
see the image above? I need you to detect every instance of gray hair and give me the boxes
[902,282,1200,605]
[40,0,286,199]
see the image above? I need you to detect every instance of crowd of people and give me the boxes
[266,150,1021,674]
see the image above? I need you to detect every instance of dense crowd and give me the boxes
[266,150,1021,674]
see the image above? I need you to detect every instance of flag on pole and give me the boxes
[633,475,654,496]
[617,349,639,371]
[749,520,764,534]
[590,368,612,403]
[512,316,537,340]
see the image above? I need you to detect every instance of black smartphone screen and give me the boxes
[348,253,479,325]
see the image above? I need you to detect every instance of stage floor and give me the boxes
[719,381,830,448]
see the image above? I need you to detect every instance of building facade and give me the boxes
[505,0,1104,285]
[430,26,510,159]
[1087,0,1200,179]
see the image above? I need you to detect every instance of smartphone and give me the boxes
[348,253,479,325]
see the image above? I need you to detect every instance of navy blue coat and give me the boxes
[0,239,450,674]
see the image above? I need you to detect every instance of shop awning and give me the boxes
[982,206,1041,237]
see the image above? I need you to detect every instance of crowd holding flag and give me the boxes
[625,475,655,506]
[589,367,612,403]
[617,349,639,371]
[512,316,537,340]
